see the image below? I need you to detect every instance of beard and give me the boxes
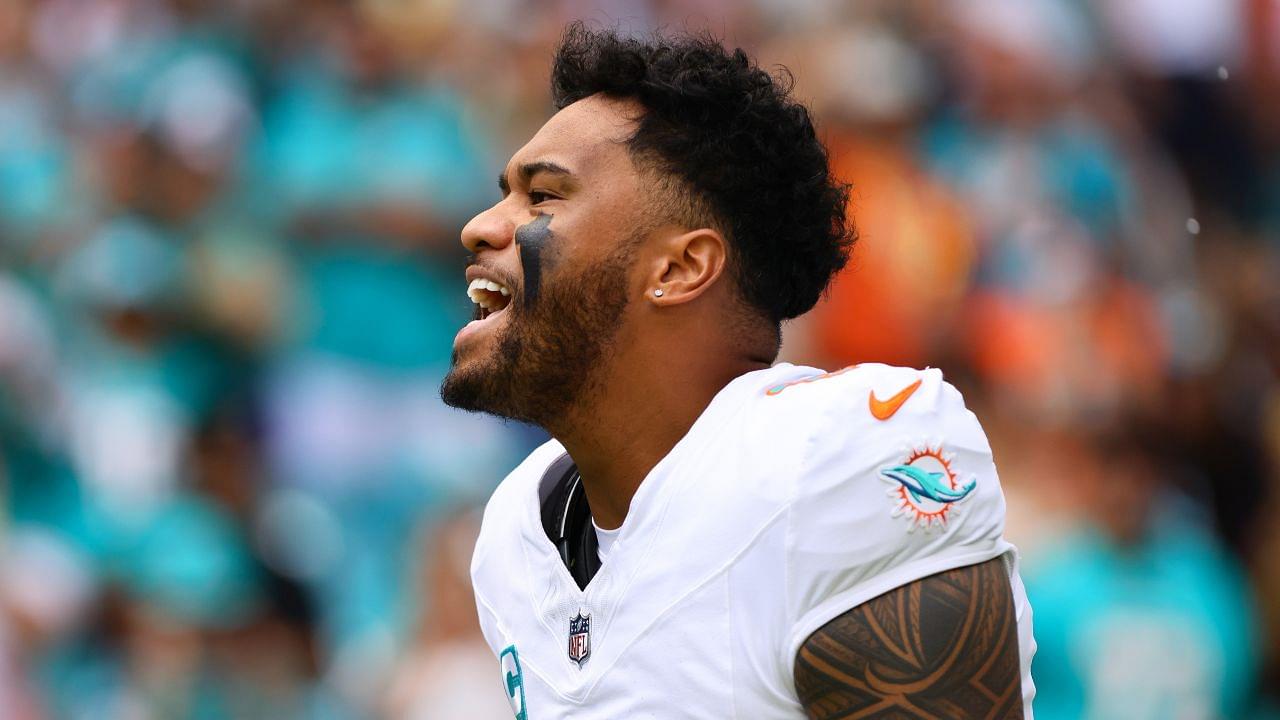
[440,243,634,428]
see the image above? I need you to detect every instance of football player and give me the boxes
[442,23,1035,719]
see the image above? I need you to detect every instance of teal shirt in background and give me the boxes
[1024,512,1260,720]
[293,246,465,371]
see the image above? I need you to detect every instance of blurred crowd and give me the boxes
[0,0,1276,718]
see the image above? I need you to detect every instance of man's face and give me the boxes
[441,95,651,425]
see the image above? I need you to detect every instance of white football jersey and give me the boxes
[471,363,1036,719]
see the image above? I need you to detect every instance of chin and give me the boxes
[442,358,503,415]
[440,352,534,425]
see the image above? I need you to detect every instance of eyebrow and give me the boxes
[498,160,577,195]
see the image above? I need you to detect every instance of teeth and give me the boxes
[466,277,512,310]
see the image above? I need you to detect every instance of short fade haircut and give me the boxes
[551,23,854,323]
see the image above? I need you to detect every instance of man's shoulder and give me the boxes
[757,365,1010,668]
[742,362,954,450]
[722,362,999,526]
[753,362,932,407]
[671,363,963,512]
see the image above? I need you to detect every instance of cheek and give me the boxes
[525,198,644,289]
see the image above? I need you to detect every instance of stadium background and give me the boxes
[0,0,1277,717]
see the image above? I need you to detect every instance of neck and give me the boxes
[548,349,770,530]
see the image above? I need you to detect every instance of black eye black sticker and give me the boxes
[515,212,553,306]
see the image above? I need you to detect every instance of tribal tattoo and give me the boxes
[794,557,1024,720]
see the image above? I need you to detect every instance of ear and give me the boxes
[643,227,728,307]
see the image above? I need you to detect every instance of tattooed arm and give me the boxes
[794,557,1024,720]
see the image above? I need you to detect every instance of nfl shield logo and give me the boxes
[567,612,591,666]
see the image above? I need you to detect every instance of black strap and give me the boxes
[539,453,601,590]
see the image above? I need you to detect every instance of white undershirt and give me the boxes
[593,521,622,564]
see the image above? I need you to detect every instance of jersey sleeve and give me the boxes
[781,365,1013,668]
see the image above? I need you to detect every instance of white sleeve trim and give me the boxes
[784,544,1013,677]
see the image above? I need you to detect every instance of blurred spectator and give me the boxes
[0,528,95,720]
[784,18,977,369]
[1023,427,1261,720]
[385,511,513,720]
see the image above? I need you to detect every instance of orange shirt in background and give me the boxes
[809,134,977,369]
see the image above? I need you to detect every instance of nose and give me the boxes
[461,202,516,255]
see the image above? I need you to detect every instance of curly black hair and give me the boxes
[551,23,854,323]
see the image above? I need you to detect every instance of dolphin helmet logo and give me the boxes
[880,444,977,531]
[881,464,976,504]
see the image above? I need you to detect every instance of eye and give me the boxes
[529,190,558,205]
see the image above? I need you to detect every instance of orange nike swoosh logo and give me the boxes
[869,379,922,421]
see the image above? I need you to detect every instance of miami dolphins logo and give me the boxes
[880,444,976,531]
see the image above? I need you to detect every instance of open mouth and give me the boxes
[466,277,514,322]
